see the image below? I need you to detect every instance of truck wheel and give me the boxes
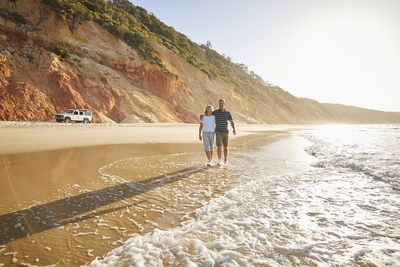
[83,118,89,124]
[65,117,71,123]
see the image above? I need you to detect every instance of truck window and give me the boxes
[74,111,78,115]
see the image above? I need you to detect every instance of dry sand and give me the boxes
[0,122,309,266]
[0,122,299,154]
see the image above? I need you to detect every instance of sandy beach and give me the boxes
[0,122,303,266]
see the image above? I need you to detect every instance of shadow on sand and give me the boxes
[0,164,212,245]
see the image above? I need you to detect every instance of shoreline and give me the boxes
[0,123,311,266]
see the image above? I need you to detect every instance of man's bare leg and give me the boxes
[217,146,223,164]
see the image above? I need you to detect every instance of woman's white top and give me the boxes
[201,115,215,132]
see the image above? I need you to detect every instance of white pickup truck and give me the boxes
[55,109,92,123]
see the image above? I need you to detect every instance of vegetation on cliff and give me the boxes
[40,0,269,95]
[0,7,27,26]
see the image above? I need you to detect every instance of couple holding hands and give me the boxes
[198,99,236,166]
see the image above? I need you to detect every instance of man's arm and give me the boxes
[229,120,236,135]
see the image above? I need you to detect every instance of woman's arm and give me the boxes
[199,121,203,141]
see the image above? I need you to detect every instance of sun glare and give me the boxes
[268,1,398,111]
[295,20,386,101]
[314,124,360,141]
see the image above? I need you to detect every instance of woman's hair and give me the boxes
[204,105,213,114]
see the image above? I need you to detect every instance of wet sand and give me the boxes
[0,123,306,266]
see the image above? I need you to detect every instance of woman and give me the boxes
[199,105,216,166]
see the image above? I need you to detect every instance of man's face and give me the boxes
[219,101,225,109]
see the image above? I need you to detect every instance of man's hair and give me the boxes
[219,99,226,103]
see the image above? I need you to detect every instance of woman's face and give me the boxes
[206,106,213,115]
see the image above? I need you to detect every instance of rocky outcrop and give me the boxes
[0,0,399,124]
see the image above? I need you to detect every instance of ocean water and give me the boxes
[88,124,400,267]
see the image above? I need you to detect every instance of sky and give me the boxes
[131,0,400,112]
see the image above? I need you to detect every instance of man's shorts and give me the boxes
[216,133,229,147]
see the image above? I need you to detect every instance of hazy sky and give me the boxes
[131,0,400,112]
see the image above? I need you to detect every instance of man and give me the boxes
[212,99,236,165]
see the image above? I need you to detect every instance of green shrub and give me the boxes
[0,8,27,26]
[47,47,70,61]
